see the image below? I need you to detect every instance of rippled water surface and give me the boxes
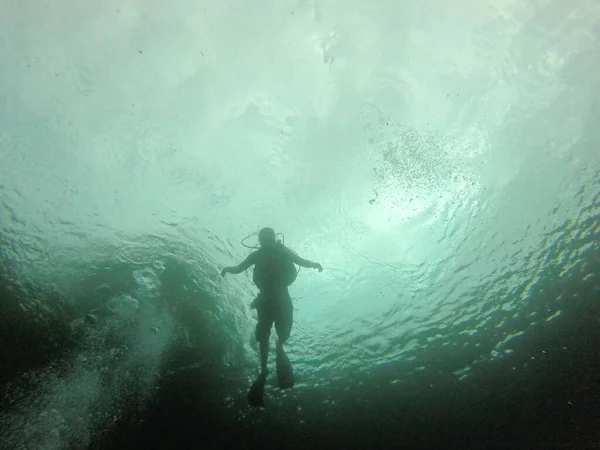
[1,0,599,448]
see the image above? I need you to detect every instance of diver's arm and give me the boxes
[221,253,257,277]
[288,251,323,272]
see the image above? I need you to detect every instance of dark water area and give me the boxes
[1,245,599,450]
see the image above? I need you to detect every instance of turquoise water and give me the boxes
[1,1,599,448]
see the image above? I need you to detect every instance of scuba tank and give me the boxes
[242,231,300,287]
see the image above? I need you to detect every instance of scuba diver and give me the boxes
[220,227,323,406]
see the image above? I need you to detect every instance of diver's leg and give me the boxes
[275,294,295,388]
[275,339,286,358]
[259,338,269,375]
[255,305,274,376]
[275,292,293,345]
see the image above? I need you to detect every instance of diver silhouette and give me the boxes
[221,227,322,406]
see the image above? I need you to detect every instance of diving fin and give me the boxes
[247,372,267,407]
[276,343,295,389]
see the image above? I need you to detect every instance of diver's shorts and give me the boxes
[254,291,293,343]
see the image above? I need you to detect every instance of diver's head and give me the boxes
[258,227,277,248]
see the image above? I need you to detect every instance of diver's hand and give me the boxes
[313,262,323,272]
[221,267,230,277]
